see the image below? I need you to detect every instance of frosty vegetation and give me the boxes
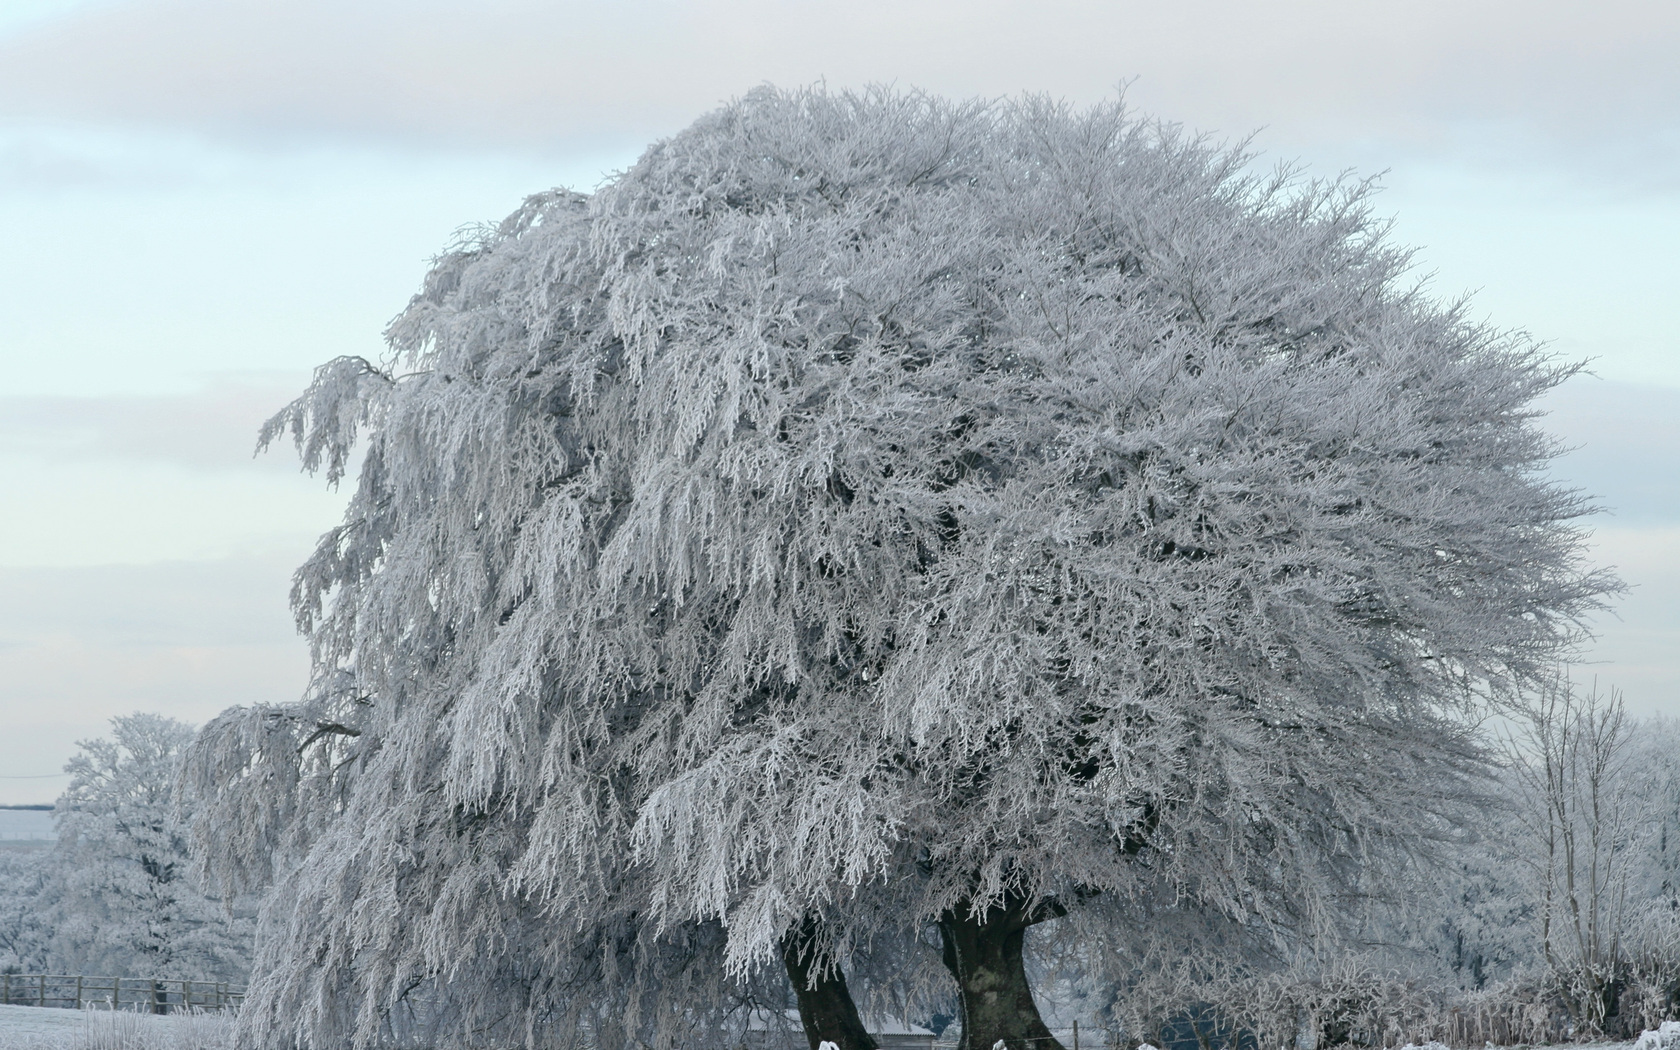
[0,715,252,983]
[172,86,1653,1050]
[1106,687,1680,1050]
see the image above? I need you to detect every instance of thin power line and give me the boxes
[0,773,70,779]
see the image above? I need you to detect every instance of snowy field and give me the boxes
[0,1005,232,1050]
[0,1005,1669,1050]
[0,810,54,845]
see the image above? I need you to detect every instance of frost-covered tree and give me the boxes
[1504,682,1636,1026]
[0,849,50,973]
[1500,687,1680,1033]
[1625,716,1680,915]
[185,86,1613,1050]
[47,713,251,982]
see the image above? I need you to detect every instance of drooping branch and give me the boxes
[297,721,363,754]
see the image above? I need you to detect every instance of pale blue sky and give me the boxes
[1,0,1675,802]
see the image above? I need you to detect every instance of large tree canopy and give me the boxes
[184,86,1613,1050]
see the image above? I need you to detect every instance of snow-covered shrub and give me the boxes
[73,1007,233,1050]
[1633,1021,1680,1050]
[76,1009,148,1050]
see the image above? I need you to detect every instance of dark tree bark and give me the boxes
[782,920,879,1050]
[938,893,1065,1050]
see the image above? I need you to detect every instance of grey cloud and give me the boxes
[0,0,1673,172]
[0,125,136,190]
[1576,523,1680,714]
[0,554,311,801]
[0,374,312,471]
[0,554,301,648]
[0,122,243,192]
[1541,378,1680,524]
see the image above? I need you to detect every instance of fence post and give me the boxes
[38,973,44,1007]
[3,972,8,1005]
[76,975,82,1008]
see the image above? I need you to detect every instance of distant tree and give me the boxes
[0,849,49,973]
[46,713,250,982]
[1621,715,1680,902]
[1623,716,1680,1021]
[185,86,1614,1050]
[1420,835,1537,992]
[1501,682,1680,1034]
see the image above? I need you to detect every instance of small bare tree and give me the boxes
[1505,679,1635,1031]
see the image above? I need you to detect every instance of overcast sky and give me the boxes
[1,0,1675,803]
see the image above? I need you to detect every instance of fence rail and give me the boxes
[0,974,244,1014]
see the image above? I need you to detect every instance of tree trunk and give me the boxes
[939,895,1065,1050]
[782,921,879,1050]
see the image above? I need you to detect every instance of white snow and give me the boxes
[0,1005,76,1050]
[0,811,53,844]
[0,1004,80,1037]
[0,1004,232,1050]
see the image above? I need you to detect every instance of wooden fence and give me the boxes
[0,974,243,1013]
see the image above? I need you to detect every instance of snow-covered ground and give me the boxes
[0,1004,1668,1050]
[0,1005,81,1041]
[0,1004,232,1050]
[0,809,54,845]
